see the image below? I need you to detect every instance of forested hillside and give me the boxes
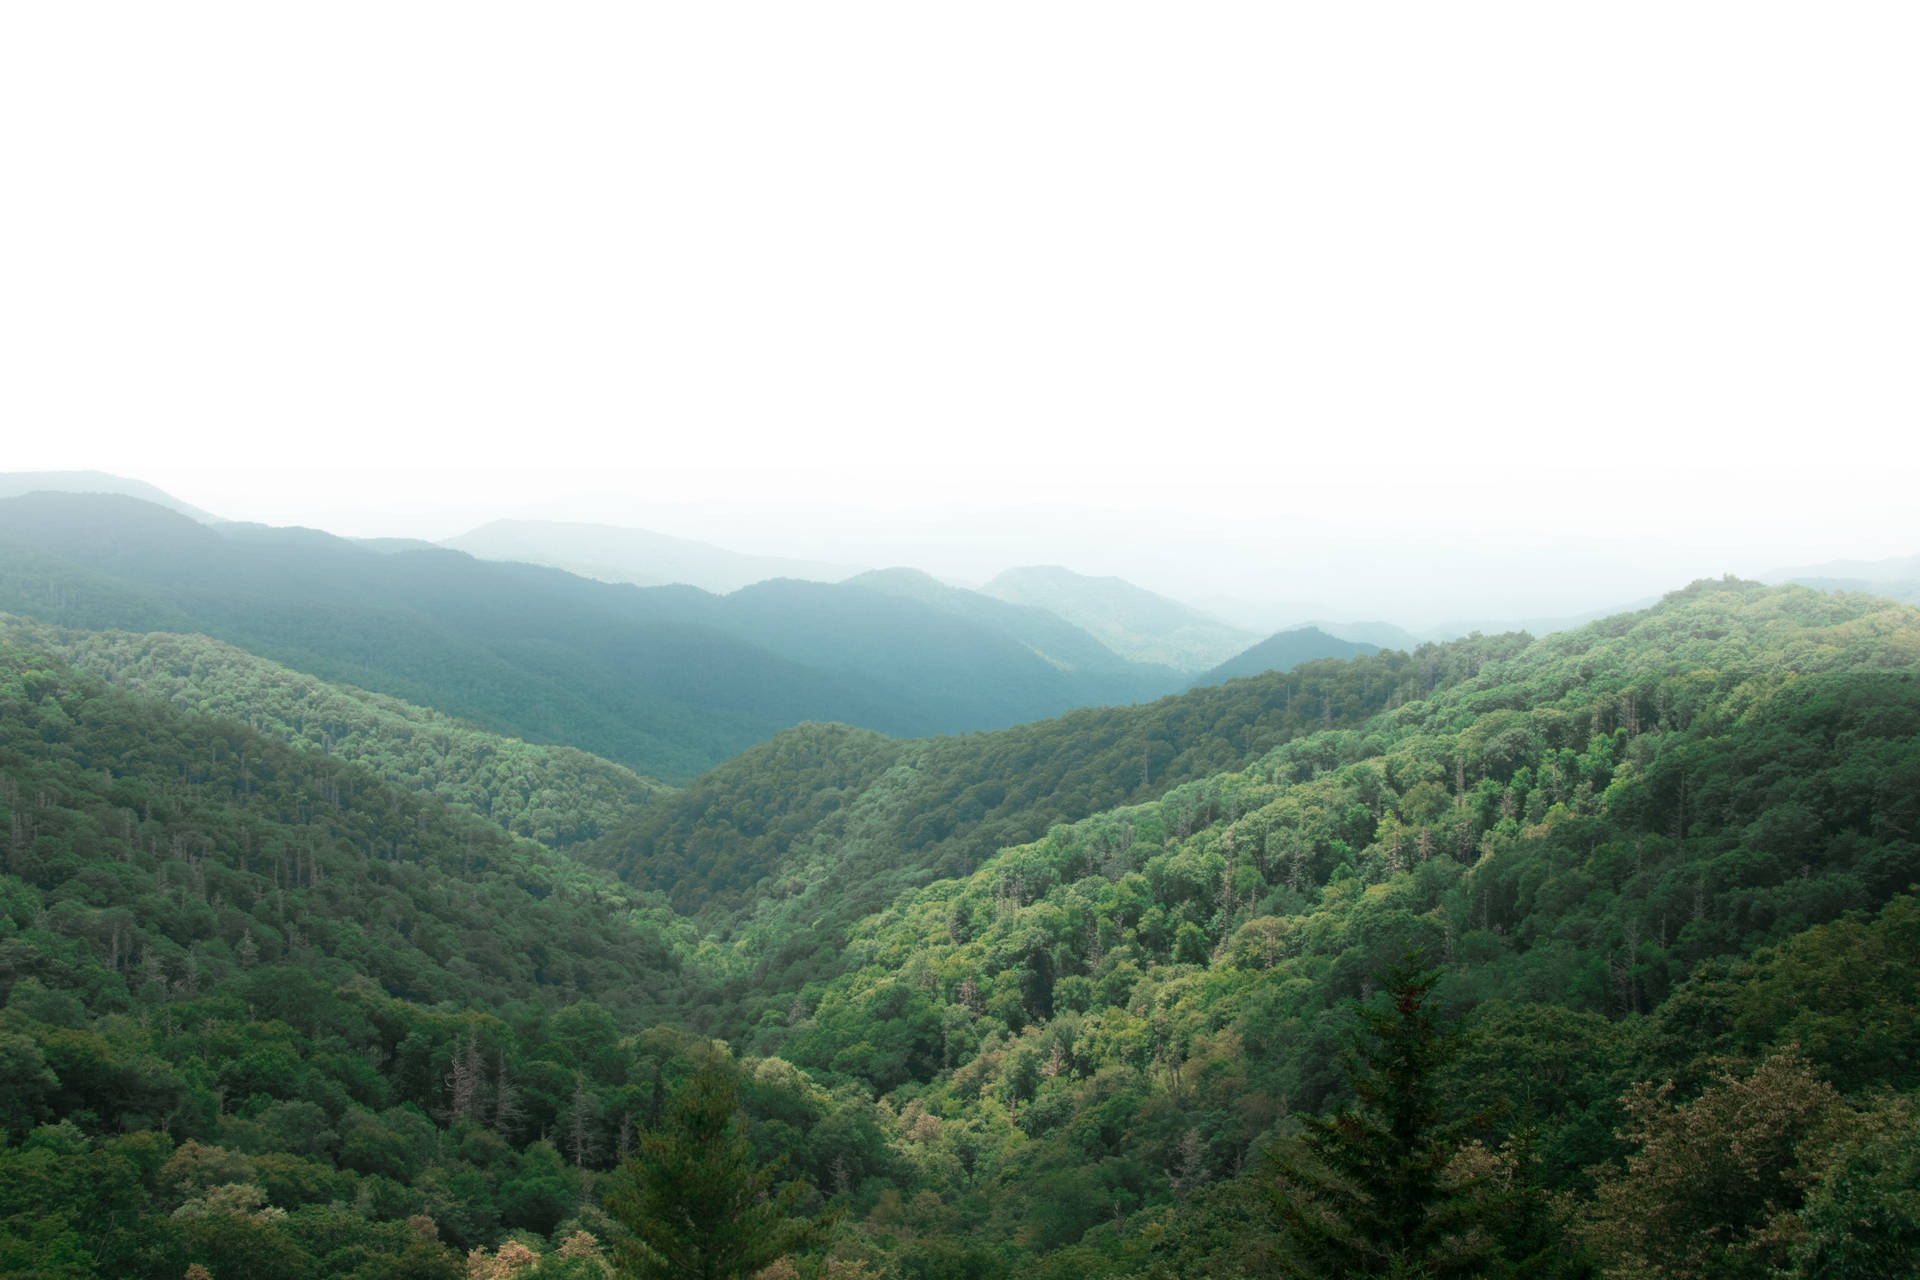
[3,578,1918,1278]
[0,616,669,848]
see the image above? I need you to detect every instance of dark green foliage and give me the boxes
[2,616,669,849]
[1269,958,1488,1278]
[604,1058,835,1279]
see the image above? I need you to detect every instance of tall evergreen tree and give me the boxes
[1269,956,1491,1278]
[604,1058,836,1280]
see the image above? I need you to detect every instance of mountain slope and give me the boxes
[443,517,862,592]
[0,615,669,848]
[1196,625,1379,684]
[848,567,1168,677]
[690,578,1920,1250]
[983,564,1258,670]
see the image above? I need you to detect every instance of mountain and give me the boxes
[0,469,221,522]
[0,494,1183,780]
[847,566,1172,676]
[1303,618,1426,649]
[982,564,1260,670]
[584,638,1470,936]
[442,517,863,593]
[0,492,917,779]
[5,575,1920,1274]
[1196,625,1380,684]
[0,614,670,848]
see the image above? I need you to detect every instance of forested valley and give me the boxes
[3,546,1918,1277]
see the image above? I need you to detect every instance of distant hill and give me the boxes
[982,564,1259,671]
[443,517,863,593]
[1196,626,1380,684]
[0,469,221,522]
[1295,619,1427,649]
[1764,552,1920,604]
[635,575,1184,728]
[847,567,1172,676]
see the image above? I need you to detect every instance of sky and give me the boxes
[4,4,1916,627]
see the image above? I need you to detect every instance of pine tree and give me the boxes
[605,1057,836,1280]
[1269,955,1491,1278]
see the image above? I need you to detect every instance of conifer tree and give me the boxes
[1269,955,1491,1278]
[605,1057,835,1280]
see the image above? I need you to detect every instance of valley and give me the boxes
[2,482,1916,1278]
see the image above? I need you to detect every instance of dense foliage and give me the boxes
[0,616,669,849]
[2,575,1917,1278]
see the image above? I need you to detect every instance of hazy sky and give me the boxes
[5,5,1915,625]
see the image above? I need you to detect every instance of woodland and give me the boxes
[2,496,1918,1279]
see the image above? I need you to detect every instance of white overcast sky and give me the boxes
[3,4,1916,625]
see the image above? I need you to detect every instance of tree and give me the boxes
[1578,1048,1843,1280]
[604,1057,835,1280]
[1267,955,1491,1278]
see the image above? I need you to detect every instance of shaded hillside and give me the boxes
[0,615,668,848]
[443,516,862,593]
[984,565,1258,670]
[0,635,693,1021]
[1195,625,1379,684]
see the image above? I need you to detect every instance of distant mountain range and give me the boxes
[0,492,1182,779]
[442,517,863,594]
[1195,625,1379,685]
[982,564,1260,671]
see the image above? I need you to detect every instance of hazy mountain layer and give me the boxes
[0,492,918,779]
[983,564,1259,670]
[443,517,863,593]
[0,470,222,523]
[0,494,1186,780]
[848,567,1169,676]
